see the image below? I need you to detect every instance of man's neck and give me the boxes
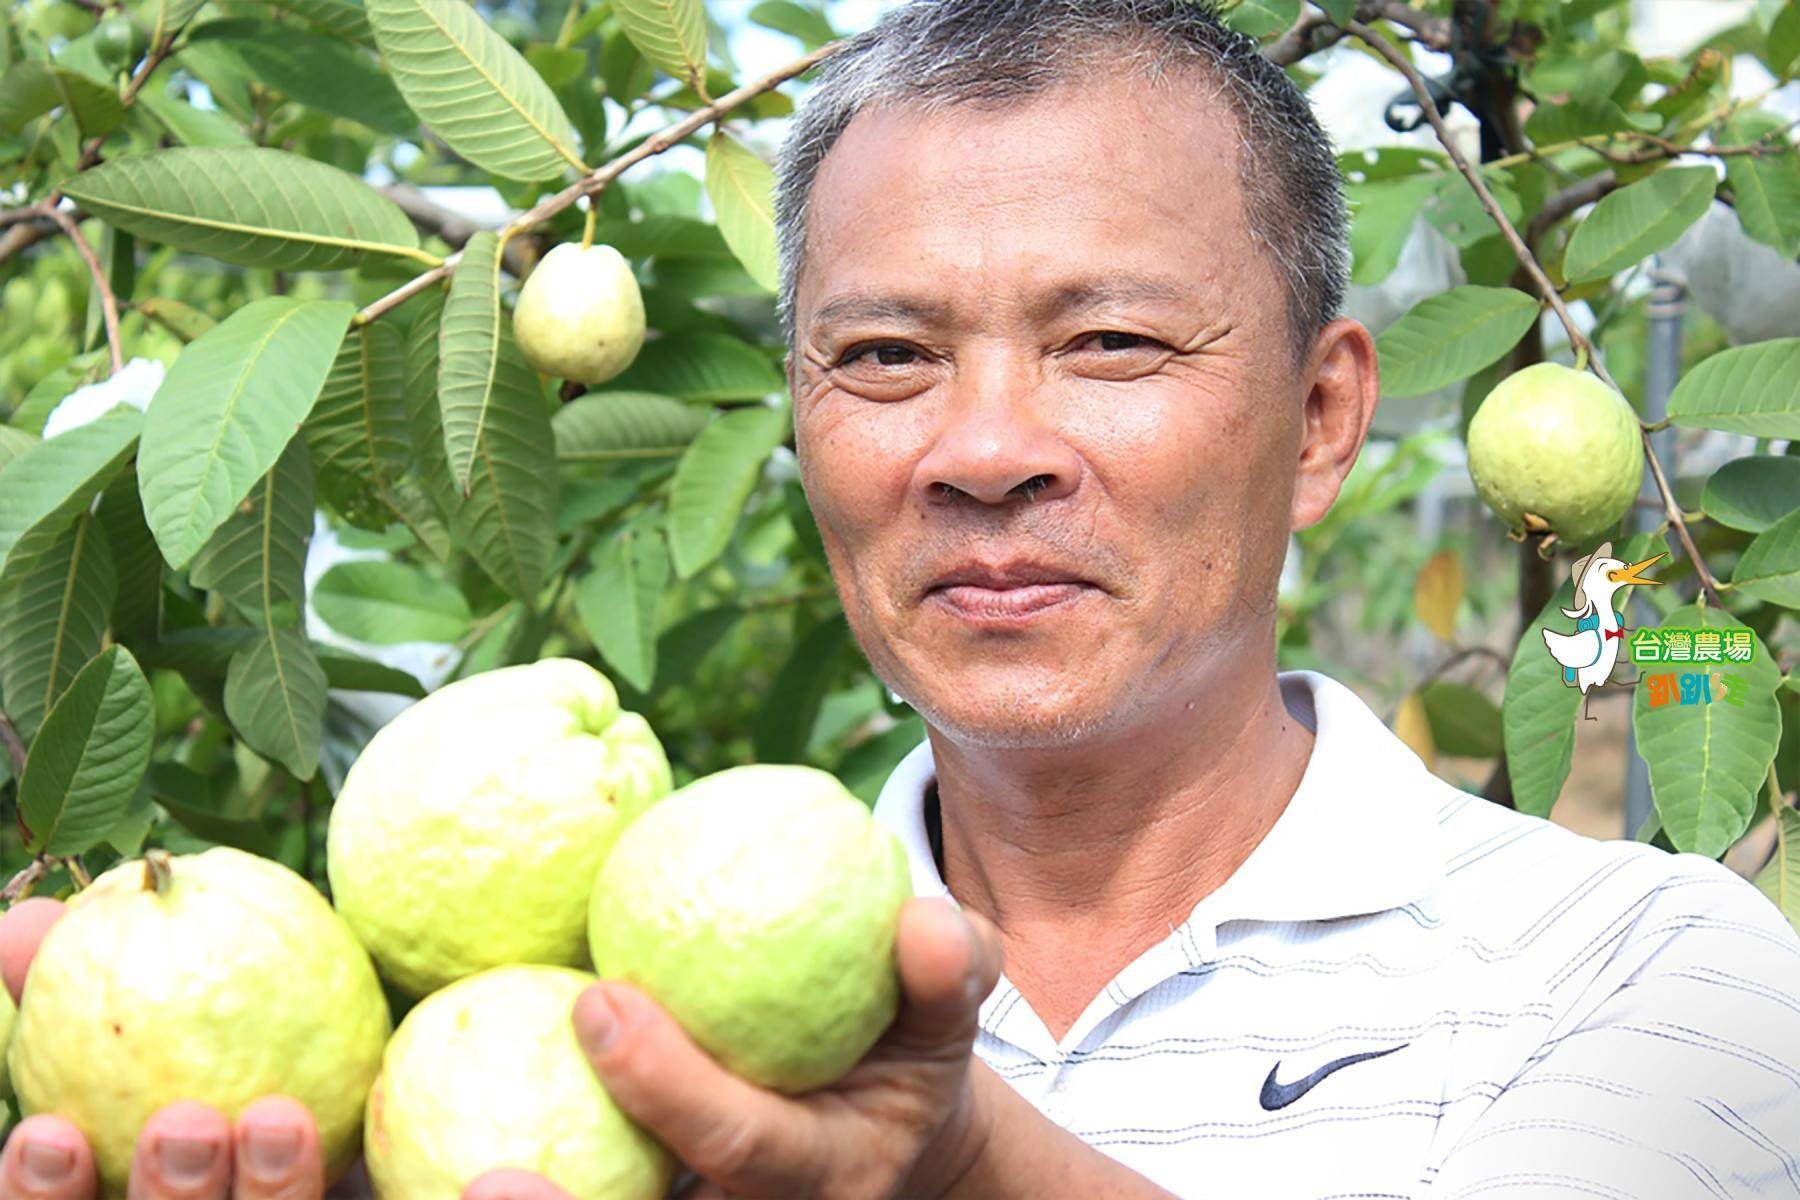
[926,672,1314,1040]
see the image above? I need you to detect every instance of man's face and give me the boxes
[789,72,1360,749]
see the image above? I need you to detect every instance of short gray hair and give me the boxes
[772,0,1350,370]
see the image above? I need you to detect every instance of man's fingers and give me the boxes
[0,898,65,1006]
[127,1101,231,1200]
[230,1097,322,1200]
[883,898,1004,1056]
[571,982,815,1190]
[462,1167,575,1200]
[0,1114,97,1200]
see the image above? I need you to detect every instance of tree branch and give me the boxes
[44,205,124,373]
[381,184,542,278]
[1348,19,1726,608]
[1266,1,1451,67]
[354,39,844,327]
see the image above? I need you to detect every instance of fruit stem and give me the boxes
[580,200,596,251]
[142,849,173,895]
[1573,344,1589,373]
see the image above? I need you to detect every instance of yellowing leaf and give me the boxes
[1414,549,1465,641]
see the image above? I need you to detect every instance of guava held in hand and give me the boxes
[6,848,390,1198]
[589,764,915,1094]
[327,658,673,998]
[366,965,674,1200]
[512,242,647,385]
[1465,362,1645,546]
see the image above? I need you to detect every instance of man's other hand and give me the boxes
[0,898,331,1200]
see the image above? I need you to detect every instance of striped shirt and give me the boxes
[872,670,1800,1198]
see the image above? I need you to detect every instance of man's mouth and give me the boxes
[923,561,1096,623]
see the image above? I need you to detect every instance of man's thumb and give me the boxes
[884,898,1004,1056]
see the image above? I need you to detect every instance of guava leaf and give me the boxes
[1667,338,1800,438]
[748,1,837,48]
[263,0,374,42]
[1225,0,1299,38]
[1722,112,1800,258]
[1731,506,1800,607]
[1413,549,1464,641]
[1374,285,1541,398]
[754,615,849,764]
[367,0,586,181]
[1345,173,1441,287]
[0,428,39,477]
[1421,681,1503,758]
[610,333,783,404]
[306,322,413,530]
[668,403,789,579]
[138,296,352,569]
[1633,605,1781,857]
[187,19,412,135]
[189,439,315,630]
[575,522,670,693]
[704,131,779,293]
[1562,164,1716,282]
[1702,455,1800,533]
[62,147,426,270]
[0,404,140,587]
[223,628,327,780]
[1503,580,1584,817]
[0,62,124,138]
[554,392,709,463]
[613,0,708,89]
[313,560,472,644]
[94,466,163,644]
[0,514,116,741]
[315,650,427,698]
[19,646,154,856]
[1755,804,1800,936]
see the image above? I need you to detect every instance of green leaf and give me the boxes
[189,19,414,136]
[553,391,708,462]
[1225,0,1299,38]
[189,439,314,629]
[18,646,153,856]
[1421,681,1504,758]
[139,296,353,569]
[1769,1,1800,76]
[313,559,472,643]
[1702,455,1800,533]
[403,287,455,518]
[0,428,39,476]
[367,0,587,181]
[748,1,836,48]
[1755,804,1800,935]
[316,649,426,697]
[840,717,925,805]
[593,215,730,259]
[1563,164,1717,282]
[437,235,558,598]
[306,322,412,530]
[1667,338,1800,438]
[0,514,115,740]
[1523,96,1639,146]
[137,88,252,147]
[1346,173,1442,286]
[613,0,707,89]
[1503,579,1584,816]
[11,353,108,437]
[0,405,140,587]
[147,761,280,857]
[1722,112,1800,258]
[0,62,124,138]
[752,614,847,763]
[668,403,788,578]
[264,0,374,43]
[575,522,669,692]
[1313,0,1355,26]
[610,333,783,403]
[703,130,778,293]
[1732,506,1800,607]
[223,628,327,779]
[62,147,427,270]
[94,465,162,643]
[1634,606,1781,856]
[1374,286,1541,398]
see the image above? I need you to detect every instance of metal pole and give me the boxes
[1623,258,1685,839]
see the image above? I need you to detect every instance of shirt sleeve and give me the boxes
[1425,853,1800,1200]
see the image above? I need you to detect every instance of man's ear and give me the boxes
[1290,317,1380,532]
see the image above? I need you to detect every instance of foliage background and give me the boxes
[1,0,1798,1013]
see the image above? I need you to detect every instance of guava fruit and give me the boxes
[512,242,646,385]
[1466,362,1644,545]
[6,848,389,1198]
[589,764,913,1094]
[365,964,673,1200]
[328,658,672,998]
[0,982,13,1100]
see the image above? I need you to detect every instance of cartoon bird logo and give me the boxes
[1542,541,1665,720]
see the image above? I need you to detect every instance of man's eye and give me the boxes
[843,344,919,367]
[1088,331,1156,351]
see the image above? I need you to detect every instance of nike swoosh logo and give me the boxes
[1259,1043,1408,1111]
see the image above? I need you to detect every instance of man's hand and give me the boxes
[0,898,333,1200]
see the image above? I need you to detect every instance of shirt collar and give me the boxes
[871,669,1444,926]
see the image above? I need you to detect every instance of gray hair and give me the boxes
[772,0,1351,370]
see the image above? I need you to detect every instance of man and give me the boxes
[5,1,1798,1197]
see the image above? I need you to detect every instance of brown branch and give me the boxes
[0,858,52,906]
[1348,19,1727,608]
[354,39,845,327]
[381,184,542,278]
[1527,171,1617,245]
[44,205,124,374]
[1266,1,1451,67]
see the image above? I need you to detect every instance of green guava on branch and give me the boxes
[512,242,647,385]
[365,965,674,1200]
[6,849,390,1198]
[588,764,915,1094]
[1465,361,1645,546]
[327,658,672,998]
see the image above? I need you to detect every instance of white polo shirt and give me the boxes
[873,670,1800,1199]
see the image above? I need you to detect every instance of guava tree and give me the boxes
[0,0,1797,959]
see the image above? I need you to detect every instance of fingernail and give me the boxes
[243,1124,300,1176]
[578,989,619,1056]
[21,1140,73,1187]
[157,1135,216,1183]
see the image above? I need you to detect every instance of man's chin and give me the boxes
[895,678,1130,751]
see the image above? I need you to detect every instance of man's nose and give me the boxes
[911,366,1081,507]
